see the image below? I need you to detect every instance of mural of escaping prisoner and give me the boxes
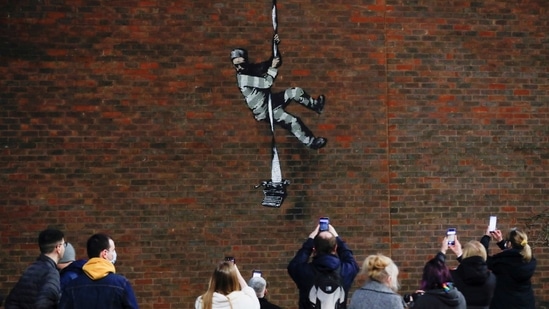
[230,34,327,150]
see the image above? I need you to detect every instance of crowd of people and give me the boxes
[345,224,536,309]
[4,230,138,309]
[2,220,538,309]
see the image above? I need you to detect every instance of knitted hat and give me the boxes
[248,276,267,295]
[59,242,75,263]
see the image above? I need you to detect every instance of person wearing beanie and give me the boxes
[57,242,87,291]
[248,275,282,309]
[59,242,76,265]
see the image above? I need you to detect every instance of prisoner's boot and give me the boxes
[313,95,326,114]
[309,137,327,150]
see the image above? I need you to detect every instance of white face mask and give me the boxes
[110,250,117,264]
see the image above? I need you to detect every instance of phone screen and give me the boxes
[252,270,262,278]
[489,216,497,232]
[447,228,456,246]
[319,217,329,231]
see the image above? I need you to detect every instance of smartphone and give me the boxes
[252,270,262,278]
[447,228,456,246]
[224,256,235,264]
[319,217,330,232]
[489,216,497,232]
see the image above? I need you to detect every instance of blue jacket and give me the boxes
[5,254,60,309]
[288,237,359,309]
[59,259,87,291]
[59,258,138,309]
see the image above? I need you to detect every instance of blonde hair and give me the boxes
[362,254,399,291]
[200,262,240,309]
[507,229,532,262]
[462,240,487,261]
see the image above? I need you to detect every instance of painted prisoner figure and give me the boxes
[230,35,327,149]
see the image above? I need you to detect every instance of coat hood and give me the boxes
[454,256,491,286]
[82,257,116,280]
[492,249,536,282]
[311,253,341,273]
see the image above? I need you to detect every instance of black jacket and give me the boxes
[481,235,536,309]
[259,297,282,309]
[5,254,61,309]
[412,287,467,309]
[451,255,496,309]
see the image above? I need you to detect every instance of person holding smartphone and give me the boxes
[441,236,496,309]
[287,220,360,309]
[480,227,536,309]
[195,260,260,309]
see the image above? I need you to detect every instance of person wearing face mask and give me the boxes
[59,233,139,309]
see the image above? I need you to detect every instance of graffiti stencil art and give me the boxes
[231,0,327,207]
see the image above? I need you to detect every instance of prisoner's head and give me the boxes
[230,48,248,73]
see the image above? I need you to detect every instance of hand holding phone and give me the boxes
[319,217,330,232]
[252,270,262,278]
[489,216,497,232]
[447,228,456,246]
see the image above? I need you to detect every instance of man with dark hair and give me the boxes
[288,222,359,309]
[5,228,66,309]
[59,233,138,309]
[231,34,328,150]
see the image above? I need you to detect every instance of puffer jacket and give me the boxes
[5,254,60,309]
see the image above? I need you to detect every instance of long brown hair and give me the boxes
[200,261,240,309]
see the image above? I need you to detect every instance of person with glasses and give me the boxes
[59,233,138,309]
[5,228,66,309]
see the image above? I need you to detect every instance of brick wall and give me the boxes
[1,0,548,308]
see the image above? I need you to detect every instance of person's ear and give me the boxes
[100,249,108,259]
